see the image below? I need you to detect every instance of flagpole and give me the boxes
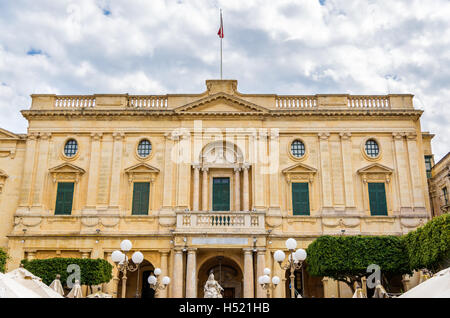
[220,9,223,80]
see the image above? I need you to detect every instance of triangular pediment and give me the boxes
[173,93,269,114]
[125,163,160,174]
[357,163,393,174]
[282,162,317,174]
[0,128,21,140]
[49,163,86,174]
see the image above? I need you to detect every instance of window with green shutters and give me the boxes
[55,182,74,215]
[212,177,230,211]
[368,182,388,216]
[292,182,310,215]
[132,182,150,215]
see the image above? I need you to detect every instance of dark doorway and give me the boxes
[223,288,235,298]
[141,270,155,299]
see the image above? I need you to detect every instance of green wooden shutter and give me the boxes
[292,183,310,215]
[212,178,230,211]
[368,183,388,216]
[55,182,74,215]
[132,182,150,215]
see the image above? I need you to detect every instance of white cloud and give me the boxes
[0,0,448,161]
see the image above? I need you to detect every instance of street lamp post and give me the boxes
[258,268,280,298]
[274,238,307,298]
[148,267,170,297]
[111,239,144,298]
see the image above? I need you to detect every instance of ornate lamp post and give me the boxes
[274,238,307,298]
[258,268,280,298]
[111,239,144,298]
[148,267,170,297]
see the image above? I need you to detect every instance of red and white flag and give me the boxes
[217,10,224,38]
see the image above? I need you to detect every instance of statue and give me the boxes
[204,272,223,298]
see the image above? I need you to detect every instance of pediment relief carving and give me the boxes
[174,93,268,114]
[49,163,85,183]
[357,163,393,183]
[125,163,160,183]
[282,162,317,183]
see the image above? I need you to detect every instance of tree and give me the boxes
[306,235,410,292]
[21,257,113,287]
[0,248,7,273]
[403,213,450,273]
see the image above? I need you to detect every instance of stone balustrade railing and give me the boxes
[55,96,96,108]
[348,95,390,108]
[29,93,412,111]
[176,211,265,232]
[276,96,317,108]
[128,95,168,108]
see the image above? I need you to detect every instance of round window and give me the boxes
[291,140,305,158]
[64,139,78,157]
[365,139,380,158]
[137,139,152,158]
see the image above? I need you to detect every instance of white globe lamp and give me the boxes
[154,268,162,276]
[263,268,271,276]
[286,238,297,251]
[162,276,171,285]
[272,276,280,285]
[111,250,124,263]
[148,275,157,285]
[120,239,132,252]
[274,250,285,263]
[294,248,307,262]
[131,251,144,264]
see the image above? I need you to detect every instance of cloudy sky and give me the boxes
[0,0,449,161]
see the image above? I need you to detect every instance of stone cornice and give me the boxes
[21,108,423,120]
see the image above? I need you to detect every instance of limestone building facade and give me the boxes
[429,152,450,217]
[0,79,434,298]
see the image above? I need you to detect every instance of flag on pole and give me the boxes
[217,10,224,38]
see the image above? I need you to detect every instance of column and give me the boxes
[192,165,200,211]
[162,132,177,210]
[256,249,266,298]
[172,248,184,298]
[234,168,241,211]
[243,164,250,211]
[32,132,51,208]
[243,248,254,298]
[18,133,39,209]
[176,132,191,210]
[406,133,426,211]
[253,131,266,210]
[202,167,209,211]
[186,248,197,298]
[318,133,332,208]
[339,132,355,207]
[393,133,412,212]
[109,133,124,209]
[158,250,169,298]
[85,133,102,209]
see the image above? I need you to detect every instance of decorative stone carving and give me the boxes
[49,163,86,183]
[203,272,223,298]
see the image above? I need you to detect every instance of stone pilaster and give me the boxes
[85,133,102,210]
[176,131,190,210]
[18,133,39,209]
[318,133,332,209]
[32,132,51,209]
[109,133,124,209]
[202,167,209,211]
[192,165,200,211]
[406,133,426,211]
[393,133,412,212]
[243,164,250,211]
[172,248,184,298]
[243,248,254,298]
[234,167,241,211]
[185,248,197,298]
[339,132,355,208]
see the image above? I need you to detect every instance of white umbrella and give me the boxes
[0,273,41,298]
[373,280,389,298]
[399,267,450,298]
[67,280,83,298]
[86,286,112,298]
[5,266,63,298]
[49,274,65,296]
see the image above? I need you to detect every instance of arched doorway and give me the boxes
[284,265,324,298]
[197,256,243,298]
[117,259,156,298]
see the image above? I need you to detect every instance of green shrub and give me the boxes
[21,257,113,286]
[306,235,410,291]
[403,214,450,273]
[0,248,7,273]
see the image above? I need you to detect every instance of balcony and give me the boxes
[175,211,266,234]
